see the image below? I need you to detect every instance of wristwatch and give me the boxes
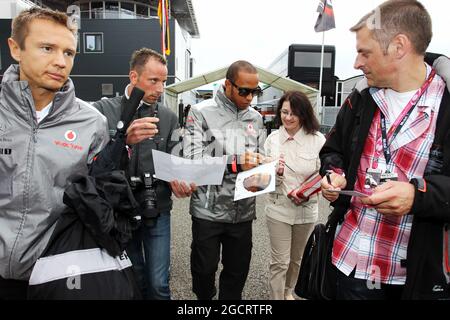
[410,177,427,193]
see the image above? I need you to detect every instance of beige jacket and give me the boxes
[264,126,326,225]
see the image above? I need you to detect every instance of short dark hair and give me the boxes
[226,60,257,82]
[350,0,432,55]
[274,91,320,135]
[11,7,77,49]
[129,48,167,73]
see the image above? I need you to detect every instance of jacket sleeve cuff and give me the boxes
[409,180,425,215]
[226,155,242,173]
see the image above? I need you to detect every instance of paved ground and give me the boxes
[170,194,332,300]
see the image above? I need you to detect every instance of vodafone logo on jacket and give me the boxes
[246,122,256,135]
[64,130,77,142]
[54,130,83,151]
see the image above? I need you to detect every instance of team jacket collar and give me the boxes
[1,64,76,124]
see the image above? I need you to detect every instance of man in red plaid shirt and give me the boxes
[320,0,450,299]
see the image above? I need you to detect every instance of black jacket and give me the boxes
[93,96,180,213]
[27,171,141,299]
[320,80,450,299]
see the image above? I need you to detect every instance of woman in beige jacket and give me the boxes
[264,91,326,300]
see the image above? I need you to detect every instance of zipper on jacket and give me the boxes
[9,119,36,277]
[32,127,38,143]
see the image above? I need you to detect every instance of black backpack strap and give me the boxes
[425,52,445,66]
[433,89,450,173]
[434,89,450,144]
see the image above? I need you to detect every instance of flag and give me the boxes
[157,0,171,56]
[314,0,336,32]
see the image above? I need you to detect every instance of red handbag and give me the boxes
[287,172,322,204]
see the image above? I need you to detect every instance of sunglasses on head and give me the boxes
[228,79,263,97]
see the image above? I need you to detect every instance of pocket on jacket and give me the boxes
[297,152,317,172]
[265,193,287,209]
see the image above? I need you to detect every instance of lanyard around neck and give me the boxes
[379,68,436,166]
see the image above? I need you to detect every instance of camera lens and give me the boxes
[131,174,160,227]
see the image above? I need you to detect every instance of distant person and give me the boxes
[320,0,450,299]
[93,48,195,300]
[0,7,109,299]
[264,91,325,300]
[183,60,266,300]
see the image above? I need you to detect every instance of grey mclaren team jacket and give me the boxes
[0,65,109,281]
[183,86,266,223]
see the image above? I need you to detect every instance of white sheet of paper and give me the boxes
[152,150,227,186]
[234,161,277,201]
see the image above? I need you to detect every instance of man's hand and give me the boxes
[360,181,415,216]
[126,117,159,145]
[240,151,264,171]
[321,172,347,202]
[169,180,197,198]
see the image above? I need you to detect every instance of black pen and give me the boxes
[284,162,295,173]
[326,170,333,185]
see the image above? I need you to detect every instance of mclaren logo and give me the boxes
[0,123,9,138]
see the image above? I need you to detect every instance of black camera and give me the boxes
[127,100,161,227]
[129,172,159,227]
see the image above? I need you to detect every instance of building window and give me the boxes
[84,33,104,53]
[105,1,120,19]
[190,58,194,78]
[185,50,191,80]
[91,1,104,19]
[120,2,135,18]
[102,83,114,96]
[136,4,149,18]
[150,6,158,17]
[80,3,90,19]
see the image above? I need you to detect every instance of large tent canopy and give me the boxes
[165,65,319,115]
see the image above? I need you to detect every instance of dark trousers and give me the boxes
[191,216,253,300]
[336,268,404,300]
[127,211,171,300]
[0,276,28,300]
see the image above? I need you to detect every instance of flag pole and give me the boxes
[318,31,325,121]
[162,0,166,60]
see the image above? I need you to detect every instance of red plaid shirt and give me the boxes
[332,65,446,284]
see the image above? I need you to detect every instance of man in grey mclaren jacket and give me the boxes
[0,8,109,299]
[183,60,266,300]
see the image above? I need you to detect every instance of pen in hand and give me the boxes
[326,170,333,187]
[284,162,295,173]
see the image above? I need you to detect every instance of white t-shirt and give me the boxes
[384,88,417,129]
[36,102,52,123]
